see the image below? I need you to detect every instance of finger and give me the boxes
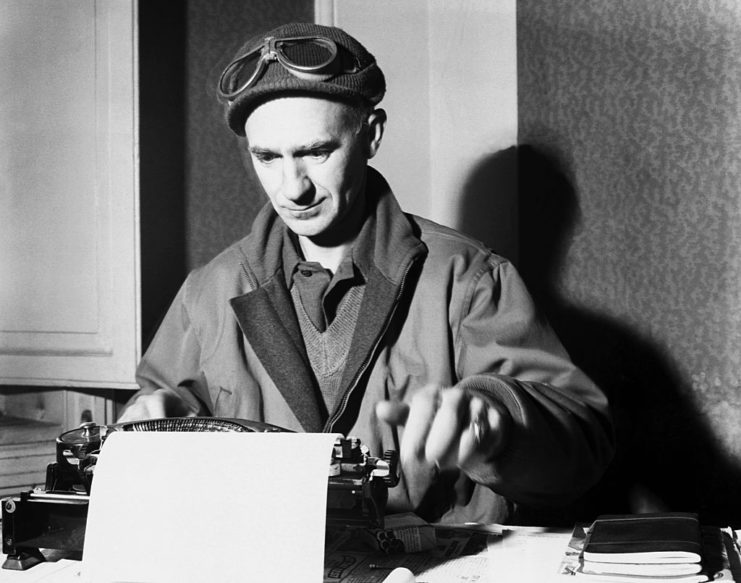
[484,401,509,454]
[458,396,488,466]
[425,388,468,469]
[400,385,441,465]
[375,400,410,427]
[459,397,508,467]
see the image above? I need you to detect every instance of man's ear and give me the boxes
[366,108,387,159]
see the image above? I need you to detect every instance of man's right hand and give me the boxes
[116,388,197,423]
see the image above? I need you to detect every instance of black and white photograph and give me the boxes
[1,1,740,581]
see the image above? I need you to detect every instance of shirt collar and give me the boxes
[282,230,303,288]
[281,229,369,289]
[282,206,373,289]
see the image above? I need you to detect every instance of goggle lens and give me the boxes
[219,36,343,100]
[279,38,336,70]
[220,52,263,95]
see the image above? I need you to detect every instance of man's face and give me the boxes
[244,97,376,243]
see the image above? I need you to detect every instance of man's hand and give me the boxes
[375,384,510,477]
[117,388,197,423]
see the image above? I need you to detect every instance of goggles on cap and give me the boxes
[218,35,357,101]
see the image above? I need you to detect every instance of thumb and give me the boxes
[375,400,410,427]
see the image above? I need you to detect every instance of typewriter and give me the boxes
[1,417,399,571]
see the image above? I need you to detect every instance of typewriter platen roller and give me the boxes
[1,417,399,571]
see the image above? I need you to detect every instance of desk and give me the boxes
[486,525,574,582]
[0,525,574,583]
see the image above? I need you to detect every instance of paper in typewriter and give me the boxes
[82,431,339,583]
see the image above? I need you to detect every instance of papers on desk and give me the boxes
[324,522,496,582]
[486,524,575,583]
[323,523,576,583]
[0,555,82,582]
[0,524,575,583]
[5,520,738,583]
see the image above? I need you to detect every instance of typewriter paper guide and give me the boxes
[82,431,339,583]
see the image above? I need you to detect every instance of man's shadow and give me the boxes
[459,145,741,527]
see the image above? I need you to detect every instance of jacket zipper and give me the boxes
[323,256,419,434]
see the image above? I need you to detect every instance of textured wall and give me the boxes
[518,0,741,524]
[185,0,313,268]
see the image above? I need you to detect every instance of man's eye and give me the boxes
[254,153,277,164]
[307,149,330,161]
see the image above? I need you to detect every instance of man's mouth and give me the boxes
[283,200,323,217]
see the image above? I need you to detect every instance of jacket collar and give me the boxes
[230,167,427,432]
[237,168,424,284]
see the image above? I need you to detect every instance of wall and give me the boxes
[518,0,741,525]
[184,0,313,269]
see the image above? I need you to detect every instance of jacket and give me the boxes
[133,168,614,524]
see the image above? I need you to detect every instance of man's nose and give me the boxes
[281,159,312,201]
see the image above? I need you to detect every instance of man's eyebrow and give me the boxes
[248,138,340,157]
[303,139,338,149]
[295,139,340,155]
[248,145,277,156]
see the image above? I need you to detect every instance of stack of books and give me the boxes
[569,513,712,582]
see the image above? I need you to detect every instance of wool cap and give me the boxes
[220,22,386,136]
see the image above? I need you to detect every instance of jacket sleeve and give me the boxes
[455,258,614,505]
[124,277,214,416]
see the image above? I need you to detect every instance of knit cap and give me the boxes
[219,22,386,136]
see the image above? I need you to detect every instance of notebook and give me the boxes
[582,513,703,565]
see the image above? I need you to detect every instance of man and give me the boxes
[120,22,613,524]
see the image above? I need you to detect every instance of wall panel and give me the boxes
[518,0,741,524]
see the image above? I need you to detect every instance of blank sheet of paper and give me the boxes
[82,431,338,583]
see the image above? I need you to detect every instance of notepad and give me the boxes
[582,513,703,565]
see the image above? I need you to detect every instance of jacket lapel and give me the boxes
[230,278,324,432]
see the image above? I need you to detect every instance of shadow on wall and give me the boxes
[459,144,741,527]
[458,149,518,262]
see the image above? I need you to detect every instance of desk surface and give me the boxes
[5,521,741,582]
[0,525,574,583]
